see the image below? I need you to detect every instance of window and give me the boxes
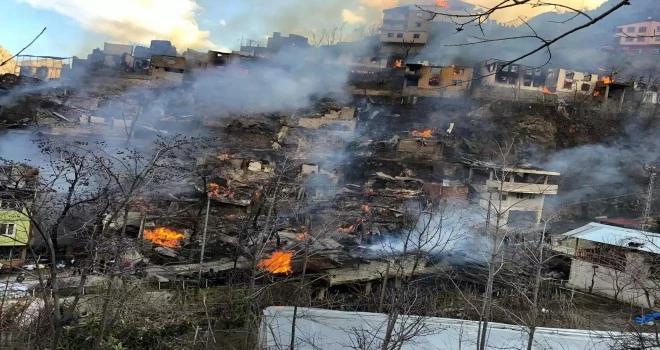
[581,83,591,92]
[638,27,647,33]
[656,36,660,42]
[500,194,508,201]
[637,37,645,42]
[413,33,420,39]
[0,224,16,237]
[525,68,533,75]
[415,22,422,27]
[430,67,442,74]
[0,247,22,260]
[510,65,518,73]
[0,201,20,210]
[627,27,635,33]
[451,80,462,86]
[387,33,394,38]
[428,76,440,86]
[563,81,573,90]
[625,37,634,42]
[396,33,404,38]
[583,74,592,81]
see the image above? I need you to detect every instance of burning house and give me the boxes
[403,64,474,98]
[545,69,599,95]
[476,59,546,100]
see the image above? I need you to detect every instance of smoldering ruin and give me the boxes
[2,1,660,349]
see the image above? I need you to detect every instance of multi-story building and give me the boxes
[615,20,660,55]
[0,165,37,268]
[380,5,462,64]
[545,68,599,95]
[475,59,547,99]
[404,63,474,98]
[468,165,560,230]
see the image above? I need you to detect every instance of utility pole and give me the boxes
[642,165,658,231]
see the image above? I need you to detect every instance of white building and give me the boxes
[468,165,560,230]
[545,68,599,95]
[558,222,660,307]
[259,306,638,349]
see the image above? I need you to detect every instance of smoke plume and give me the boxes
[19,0,216,51]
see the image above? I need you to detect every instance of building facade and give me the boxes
[615,20,660,55]
[475,59,547,99]
[468,166,559,230]
[0,165,37,268]
[558,222,660,307]
[404,64,474,98]
[545,68,599,95]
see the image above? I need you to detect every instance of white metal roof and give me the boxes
[563,222,660,255]
[260,307,634,350]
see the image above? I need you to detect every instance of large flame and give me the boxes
[601,76,613,85]
[411,129,433,138]
[144,227,185,248]
[543,86,552,95]
[258,251,293,274]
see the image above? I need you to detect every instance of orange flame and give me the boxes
[253,190,261,199]
[209,183,233,197]
[394,59,403,68]
[411,129,433,138]
[218,153,233,160]
[362,204,370,212]
[258,251,293,274]
[436,0,448,8]
[143,227,185,248]
[339,225,357,233]
[593,90,601,97]
[296,233,309,241]
[601,76,613,84]
[543,86,552,95]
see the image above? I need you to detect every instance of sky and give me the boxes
[0,0,610,58]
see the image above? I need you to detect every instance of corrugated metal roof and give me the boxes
[563,222,660,255]
[260,307,640,349]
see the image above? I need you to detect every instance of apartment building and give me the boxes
[468,165,560,230]
[615,20,660,55]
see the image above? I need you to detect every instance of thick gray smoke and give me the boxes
[192,46,352,113]
[536,121,660,216]
[367,201,492,265]
[413,0,660,70]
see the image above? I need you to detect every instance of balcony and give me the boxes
[486,180,558,194]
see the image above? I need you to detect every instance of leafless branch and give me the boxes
[0,27,47,67]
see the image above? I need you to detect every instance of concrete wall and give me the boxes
[568,256,655,307]
[546,68,599,95]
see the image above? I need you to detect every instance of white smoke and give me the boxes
[368,201,492,265]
